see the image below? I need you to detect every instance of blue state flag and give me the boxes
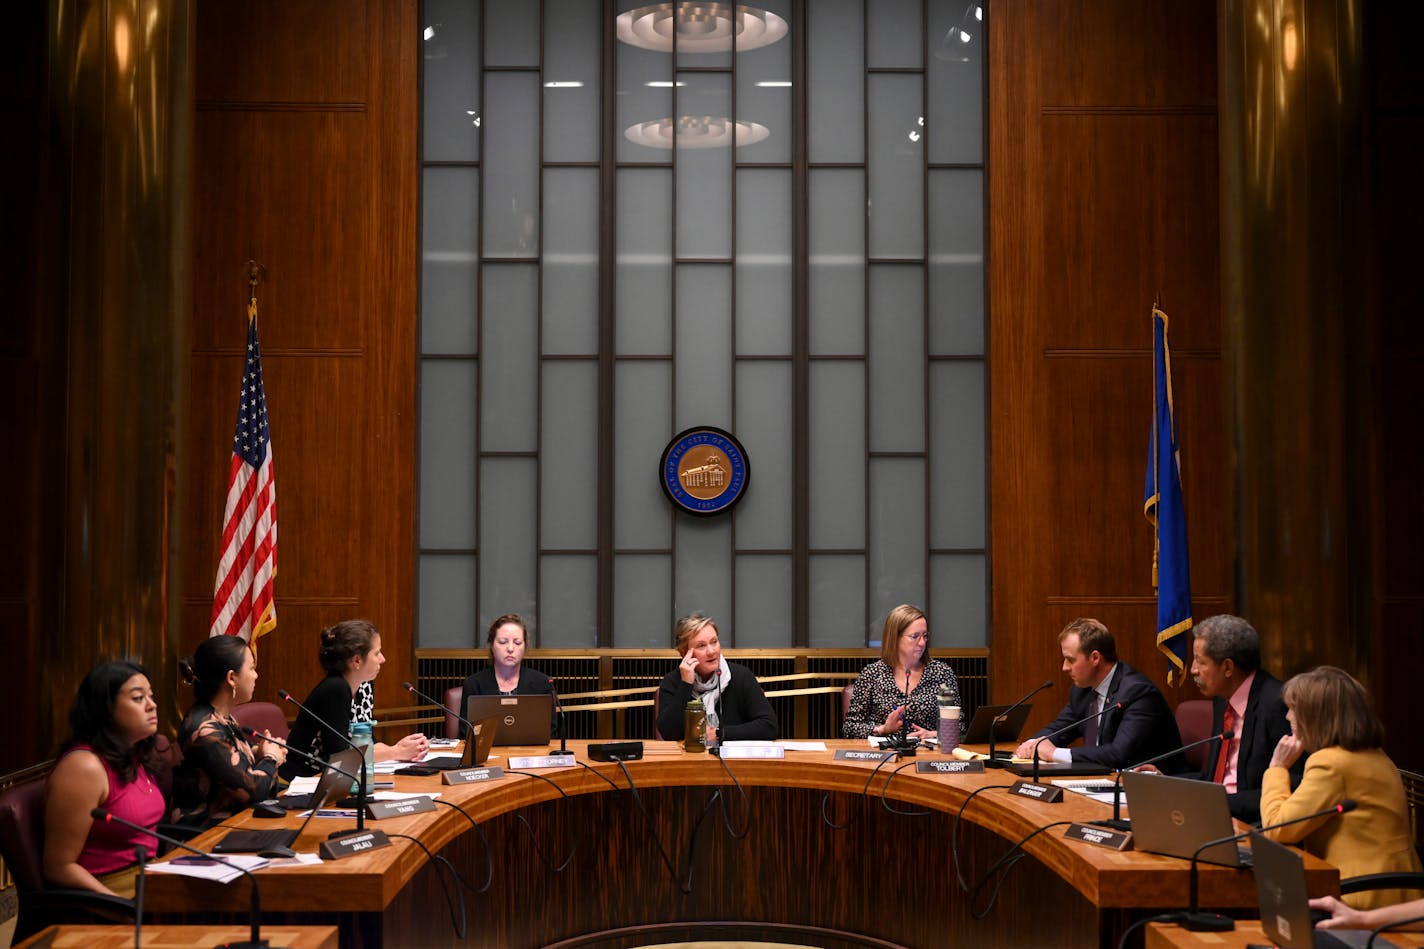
[1144,307,1193,684]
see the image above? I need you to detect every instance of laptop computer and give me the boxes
[1120,771,1248,867]
[215,747,361,854]
[962,703,1034,745]
[1251,831,1397,949]
[423,714,500,769]
[465,693,554,746]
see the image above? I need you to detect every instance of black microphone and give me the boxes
[707,667,726,752]
[93,808,283,949]
[401,680,477,743]
[132,845,146,949]
[985,679,1053,768]
[550,683,572,757]
[1031,699,1125,784]
[1088,729,1236,831]
[1178,800,1358,932]
[277,688,370,836]
[234,726,363,792]
[881,667,921,757]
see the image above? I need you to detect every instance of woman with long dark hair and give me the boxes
[43,660,165,897]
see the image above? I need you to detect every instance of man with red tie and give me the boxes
[1189,614,1300,822]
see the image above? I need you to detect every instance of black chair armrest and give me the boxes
[15,888,134,941]
[1339,871,1424,895]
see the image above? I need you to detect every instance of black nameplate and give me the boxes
[441,766,506,786]
[1065,823,1134,851]
[319,829,392,861]
[366,797,437,820]
[833,749,895,762]
[916,760,986,774]
[1009,780,1064,803]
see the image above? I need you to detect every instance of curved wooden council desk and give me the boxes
[144,742,1339,949]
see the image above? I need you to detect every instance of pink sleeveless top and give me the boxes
[64,745,164,875]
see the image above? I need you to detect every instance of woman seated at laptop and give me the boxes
[170,635,286,827]
[1310,895,1424,933]
[1260,665,1423,910]
[842,604,960,741]
[656,612,778,743]
[44,660,166,897]
[279,620,429,779]
[457,613,556,739]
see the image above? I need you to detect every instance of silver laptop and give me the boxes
[465,693,554,746]
[1251,831,1396,949]
[1119,771,1248,867]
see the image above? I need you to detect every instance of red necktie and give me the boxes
[1213,706,1237,784]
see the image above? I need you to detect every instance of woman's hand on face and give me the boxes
[679,651,698,684]
[1271,734,1305,770]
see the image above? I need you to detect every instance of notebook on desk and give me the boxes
[1120,770,1248,867]
[465,693,553,746]
[1251,830,1397,949]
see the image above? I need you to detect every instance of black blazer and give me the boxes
[1198,669,1300,823]
[1033,661,1182,770]
[656,662,779,742]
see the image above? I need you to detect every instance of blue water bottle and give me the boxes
[350,720,376,793]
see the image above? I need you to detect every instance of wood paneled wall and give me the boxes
[181,1,419,715]
[987,1,1229,729]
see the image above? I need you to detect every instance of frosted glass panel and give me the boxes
[484,0,539,67]
[419,554,477,648]
[422,168,479,355]
[867,0,923,68]
[736,169,792,356]
[928,169,985,355]
[483,73,540,257]
[734,361,791,549]
[544,0,601,163]
[675,517,732,635]
[735,555,792,647]
[676,73,732,260]
[616,43,672,164]
[807,0,864,163]
[868,265,925,451]
[422,0,480,162]
[809,554,865,646]
[480,264,538,451]
[809,361,865,549]
[543,168,599,355]
[809,169,865,355]
[929,361,986,548]
[675,265,732,431]
[480,457,537,628]
[868,74,924,260]
[927,0,984,165]
[734,0,792,164]
[614,361,672,549]
[541,361,598,550]
[615,555,672,647]
[930,554,986,646]
[869,457,926,624]
[539,555,598,647]
[420,360,477,550]
[616,168,672,354]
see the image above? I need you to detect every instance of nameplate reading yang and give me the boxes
[1065,823,1133,851]
[366,797,437,820]
[916,760,986,774]
[1009,780,1064,803]
[442,766,506,786]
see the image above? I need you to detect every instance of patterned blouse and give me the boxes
[842,659,961,739]
[171,703,280,827]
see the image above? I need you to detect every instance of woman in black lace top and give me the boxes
[842,604,960,740]
[171,635,287,827]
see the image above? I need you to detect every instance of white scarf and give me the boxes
[691,656,732,728]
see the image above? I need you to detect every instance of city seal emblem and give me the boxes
[659,426,750,516]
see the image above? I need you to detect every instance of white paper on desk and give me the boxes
[776,741,827,751]
[372,761,403,774]
[264,853,323,868]
[283,776,320,795]
[147,854,269,884]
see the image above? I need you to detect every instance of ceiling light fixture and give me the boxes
[616,2,789,53]
[624,115,770,149]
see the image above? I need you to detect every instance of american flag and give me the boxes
[210,298,277,643]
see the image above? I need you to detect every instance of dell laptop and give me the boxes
[1120,770,1247,867]
[1250,831,1397,949]
[465,693,554,746]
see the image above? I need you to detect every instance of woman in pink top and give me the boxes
[44,660,166,897]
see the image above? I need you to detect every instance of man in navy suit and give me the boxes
[1014,618,1181,770]
[1187,613,1298,822]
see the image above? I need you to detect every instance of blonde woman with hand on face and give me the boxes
[655,612,778,743]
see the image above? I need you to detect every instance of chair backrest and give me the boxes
[841,683,855,720]
[0,778,49,892]
[1401,768,1424,859]
[653,688,662,741]
[1174,699,1214,771]
[444,686,463,740]
[233,701,290,741]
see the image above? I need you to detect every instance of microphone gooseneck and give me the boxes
[278,687,369,835]
[93,808,278,949]
[132,844,146,949]
[1179,799,1357,932]
[985,679,1053,768]
[1089,728,1237,831]
[550,683,572,756]
[402,680,480,742]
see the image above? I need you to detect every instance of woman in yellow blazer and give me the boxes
[1260,665,1422,910]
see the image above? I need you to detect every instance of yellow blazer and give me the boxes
[1260,746,1422,910]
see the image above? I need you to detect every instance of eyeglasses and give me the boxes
[901,632,928,643]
